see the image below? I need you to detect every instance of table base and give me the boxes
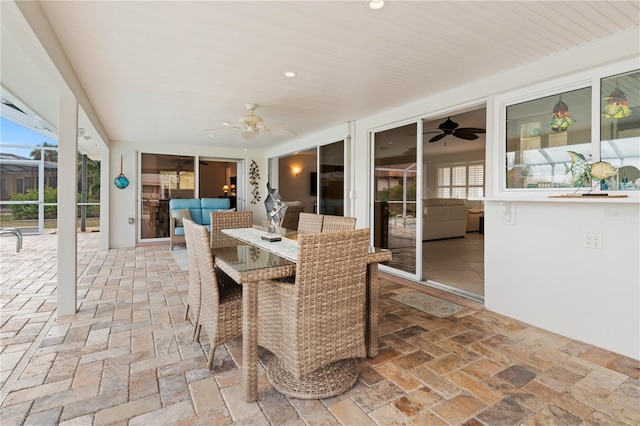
[266,357,359,400]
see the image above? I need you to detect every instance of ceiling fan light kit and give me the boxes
[205,102,296,140]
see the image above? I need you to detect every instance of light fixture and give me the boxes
[283,71,297,78]
[291,166,302,176]
[230,184,236,196]
[368,0,386,10]
[222,184,230,196]
[548,96,576,132]
[602,81,632,119]
[241,129,258,140]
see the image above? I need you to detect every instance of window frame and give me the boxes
[494,58,639,198]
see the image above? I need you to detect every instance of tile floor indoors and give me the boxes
[1,232,639,425]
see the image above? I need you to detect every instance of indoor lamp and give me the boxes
[222,184,230,196]
[548,96,576,131]
[602,84,632,119]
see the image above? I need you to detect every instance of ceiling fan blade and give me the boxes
[422,131,442,134]
[263,127,297,137]
[429,133,446,143]
[453,132,479,140]
[456,127,486,133]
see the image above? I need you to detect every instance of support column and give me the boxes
[57,97,78,317]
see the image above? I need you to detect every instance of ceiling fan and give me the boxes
[424,117,485,143]
[206,103,296,140]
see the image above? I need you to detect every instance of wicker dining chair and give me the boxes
[297,212,324,233]
[183,218,203,340]
[321,215,356,232]
[279,201,305,230]
[209,211,253,247]
[184,219,243,369]
[258,228,370,399]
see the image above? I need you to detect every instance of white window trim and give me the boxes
[490,57,640,200]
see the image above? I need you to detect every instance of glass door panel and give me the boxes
[421,111,486,299]
[373,123,417,274]
[319,140,344,215]
[140,153,194,240]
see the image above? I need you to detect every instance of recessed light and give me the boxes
[283,71,297,78]
[368,0,385,10]
[208,134,215,138]
[221,121,229,126]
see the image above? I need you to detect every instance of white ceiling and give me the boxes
[16,1,640,150]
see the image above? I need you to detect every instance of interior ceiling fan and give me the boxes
[424,117,485,143]
[207,103,296,140]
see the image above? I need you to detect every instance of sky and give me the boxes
[0,116,58,158]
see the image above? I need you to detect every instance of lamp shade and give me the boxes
[602,86,632,119]
[548,96,576,132]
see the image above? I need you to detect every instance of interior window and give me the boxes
[600,69,640,191]
[505,87,592,189]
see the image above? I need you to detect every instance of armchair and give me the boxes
[258,228,370,399]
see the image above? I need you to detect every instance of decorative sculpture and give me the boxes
[565,151,617,192]
[264,182,287,233]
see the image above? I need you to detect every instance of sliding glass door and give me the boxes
[372,123,418,275]
[140,153,195,240]
[274,139,347,216]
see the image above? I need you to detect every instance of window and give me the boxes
[600,70,640,191]
[505,86,592,189]
[437,162,484,199]
[502,66,639,192]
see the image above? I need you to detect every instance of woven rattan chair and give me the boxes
[184,219,243,369]
[321,215,356,232]
[183,218,203,340]
[258,228,370,399]
[209,211,253,247]
[279,201,305,230]
[297,212,323,233]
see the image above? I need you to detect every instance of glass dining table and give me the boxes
[210,226,391,402]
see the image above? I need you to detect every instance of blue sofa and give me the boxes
[169,198,231,250]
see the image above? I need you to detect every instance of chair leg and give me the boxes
[184,304,190,321]
[207,345,216,369]
[194,324,201,341]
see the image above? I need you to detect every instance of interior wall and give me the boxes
[277,152,317,212]
[199,161,236,198]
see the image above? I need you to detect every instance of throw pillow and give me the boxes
[171,208,191,227]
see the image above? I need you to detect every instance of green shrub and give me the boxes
[8,186,99,219]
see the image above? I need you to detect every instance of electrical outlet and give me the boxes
[592,233,602,249]
[584,233,592,248]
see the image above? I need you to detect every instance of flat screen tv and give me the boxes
[310,172,317,196]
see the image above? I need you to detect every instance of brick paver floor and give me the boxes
[1,233,638,425]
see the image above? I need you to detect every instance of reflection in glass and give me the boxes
[600,70,640,191]
[374,123,417,274]
[506,87,592,188]
[319,141,344,215]
[140,153,195,239]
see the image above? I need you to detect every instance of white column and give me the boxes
[57,97,78,316]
